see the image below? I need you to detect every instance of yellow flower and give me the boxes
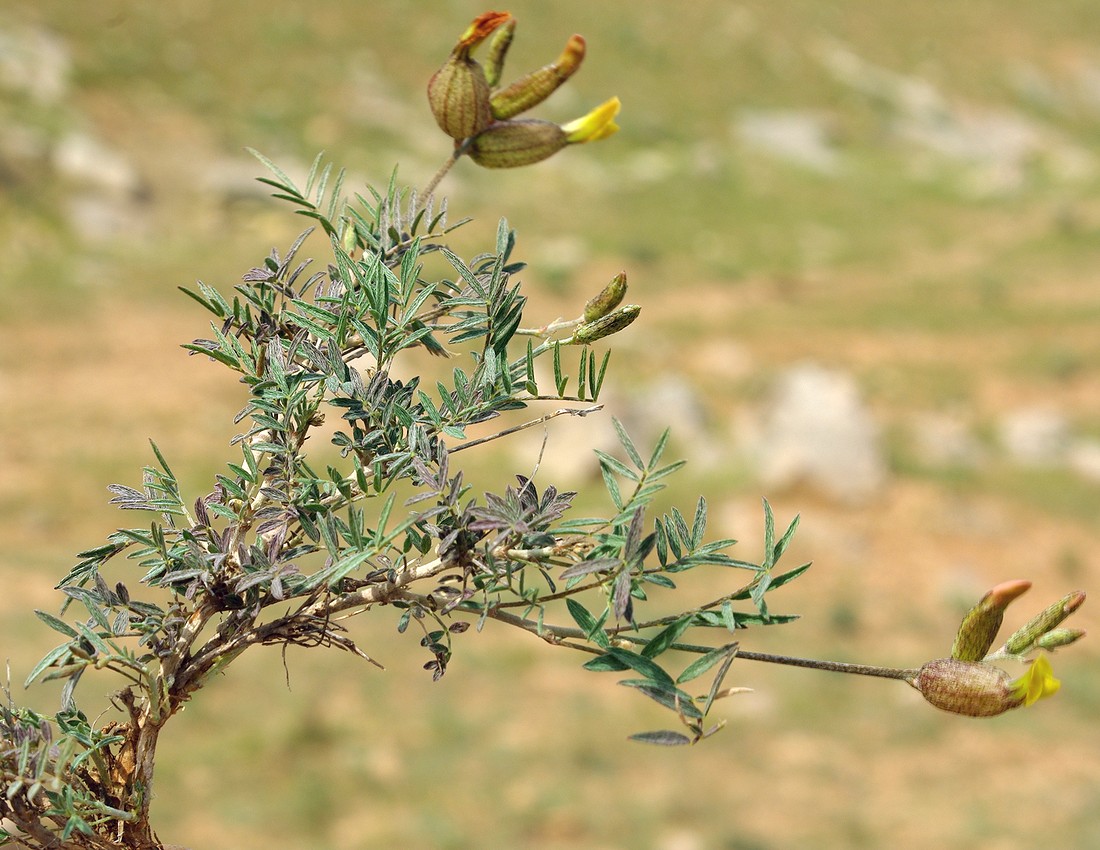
[1011,653,1061,707]
[562,97,622,144]
[429,12,621,168]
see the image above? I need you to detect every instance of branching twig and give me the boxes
[451,405,602,453]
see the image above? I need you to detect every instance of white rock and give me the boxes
[734,109,841,175]
[1067,438,1100,482]
[997,407,1069,466]
[53,132,142,197]
[910,412,986,468]
[64,194,145,243]
[0,23,70,104]
[752,363,886,503]
[814,39,1095,195]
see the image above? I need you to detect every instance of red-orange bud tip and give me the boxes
[986,579,1032,609]
[558,34,586,72]
[457,11,513,53]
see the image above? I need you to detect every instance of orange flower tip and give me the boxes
[458,11,513,52]
[558,34,587,72]
[1066,590,1086,613]
[562,96,622,144]
[986,579,1032,609]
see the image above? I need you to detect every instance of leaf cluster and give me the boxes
[2,154,808,847]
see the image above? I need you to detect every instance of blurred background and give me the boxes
[2,2,1099,847]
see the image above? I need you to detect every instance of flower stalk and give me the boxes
[723,580,1083,718]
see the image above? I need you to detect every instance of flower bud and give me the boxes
[467,119,567,168]
[1035,627,1086,651]
[583,271,628,322]
[950,579,1031,662]
[427,11,511,140]
[491,34,586,120]
[483,17,516,88]
[572,304,641,345]
[1003,590,1086,655]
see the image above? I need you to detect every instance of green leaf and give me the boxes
[576,347,588,402]
[629,730,693,746]
[553,342,567,396]
[74,622,114,658]
[641,615,694,659]
[594,451,640,483]
[690,497,707,549]
[440,246,487,298]
[24,643,72,688]
[583,653,631,673]
[721,600,737,632]
[618,679,703,719]
[565,598,610,648]
[34,609,78,638]
[181,343,239,369]
[772,512,801,564]
[676,643,739,685]
[247,147,299,194]
[604,647,674,688]
[599,462,623,511]
[495,217,512,255]
[671,507,691,551]
[647,428,671,471]
[768,561,812,591]
[761,498,776,569]
[591,350,611,400]
[612,418,644,470]
[701,644,740,716]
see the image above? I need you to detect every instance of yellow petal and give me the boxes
[562,97,621,144]
[1012,654,1061,707]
